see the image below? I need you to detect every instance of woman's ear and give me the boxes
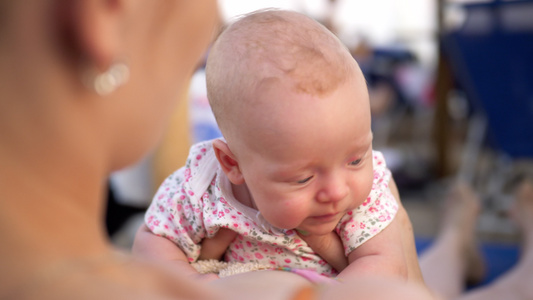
[212,139,245,185]
[56,0,124,70]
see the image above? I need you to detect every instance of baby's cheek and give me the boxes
[362,168,375,197]
[348,196,364,211]
[349,179,373,209]
[271,202,307,228]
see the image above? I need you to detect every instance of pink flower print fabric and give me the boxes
[336,152,398,255]
[145,139,398,276]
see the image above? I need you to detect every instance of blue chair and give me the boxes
[443,0,533,160]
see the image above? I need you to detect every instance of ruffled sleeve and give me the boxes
[144,140,218,262]
[336,151,399,256]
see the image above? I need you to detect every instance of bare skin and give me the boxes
[454,179,533,300]
[419,182,483,299]
[419,179,533,300]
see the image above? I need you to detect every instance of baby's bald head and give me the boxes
[206,9,362,145]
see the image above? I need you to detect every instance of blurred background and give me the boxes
[106,0,533,288]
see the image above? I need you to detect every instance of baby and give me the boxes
[134,9,406,281]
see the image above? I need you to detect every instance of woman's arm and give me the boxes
[132,224,201,277]
[389,178,426,285]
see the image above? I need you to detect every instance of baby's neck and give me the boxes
[231,183,257,210]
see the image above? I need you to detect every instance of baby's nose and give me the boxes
[316,176,348,203]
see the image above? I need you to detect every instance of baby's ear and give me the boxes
[212,139,245,185]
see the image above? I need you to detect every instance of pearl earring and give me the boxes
[85,62,130,96]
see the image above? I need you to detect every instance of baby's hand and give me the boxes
[297,230,348,272]
[199,228,238,261]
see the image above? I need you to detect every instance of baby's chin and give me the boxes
[269,217,340,236]
[307,227,339,236]
[295,223,340,237]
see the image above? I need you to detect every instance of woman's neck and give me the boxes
[0,144,111,293]
[0,31,117,294]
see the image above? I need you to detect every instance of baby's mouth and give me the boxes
[311,212,339,222]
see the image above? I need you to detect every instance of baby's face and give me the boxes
[236,77,374,236]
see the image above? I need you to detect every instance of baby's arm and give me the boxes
[301,209,406,281]
[298,231,348,272]
[303,177,412,281]
[198,228,238,260]
[336,175,408,280]
[337,209,407,281]
[133,224,237,280]
[133,224,202,278]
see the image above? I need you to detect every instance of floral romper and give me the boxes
[145,139,398,277]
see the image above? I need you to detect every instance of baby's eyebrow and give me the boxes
[351,137,373,153]
[273,164,308,177]
[361,132,374,144]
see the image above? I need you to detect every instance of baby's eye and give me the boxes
[297,176,313,184]
[349,159,362,166]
